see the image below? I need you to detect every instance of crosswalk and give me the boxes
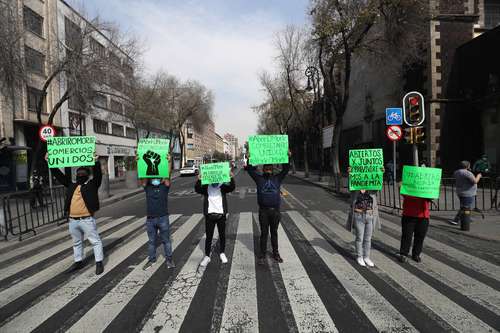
[0,210,499,332]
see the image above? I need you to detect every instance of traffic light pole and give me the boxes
[412,144,419,166]
[393,141,397,209]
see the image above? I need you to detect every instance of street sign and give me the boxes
[39,125,56,142]
[385,108,403,126]
[386,125,402,142]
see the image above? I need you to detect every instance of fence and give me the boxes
[1,186,67,241]
[377,177,500,211]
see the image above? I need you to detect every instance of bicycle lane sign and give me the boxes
[386,108,403,126]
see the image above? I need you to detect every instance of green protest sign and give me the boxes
[47,136,96,168]
[349,149,384,191]
[137,138,170,178]
[400,165,442,199]
[248,135,289,165]
[200,162,231,185]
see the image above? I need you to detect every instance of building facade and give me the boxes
[215,132,224,154]
[181,118,216,167]
[224,133,239,161]
[339,0,500,174]
[0,0,139,189]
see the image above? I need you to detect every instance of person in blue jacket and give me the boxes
[246,150,291,265]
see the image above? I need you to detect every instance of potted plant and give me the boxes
[125,156,138,189]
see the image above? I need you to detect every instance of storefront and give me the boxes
[95,144,135,179]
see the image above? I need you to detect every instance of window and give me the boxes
[187,143,194,150]
[187,133,193,139]
[93,94,107,109]
[109,52,121,67]
[25,46,45,74]
[110,100,123,114]
[90,38,106,58]
[109,74,122,91]
[64,17,82,51]
[112,123,124,136]
[69,112,86,135]
[23,6,43,36]
[126,127,137,139]
[124,105,133,115]
[27,86,45,113]
[93,119,108,134]
[485,0,500,28]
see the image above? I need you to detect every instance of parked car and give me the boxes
[180,165,199,176]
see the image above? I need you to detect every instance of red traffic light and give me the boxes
[409,97,419,106]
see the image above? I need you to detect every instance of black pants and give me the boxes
[400,216,429,257]
[205,214,226,256]
[259,208,281,257]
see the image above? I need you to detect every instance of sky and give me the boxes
[67,0,309,142]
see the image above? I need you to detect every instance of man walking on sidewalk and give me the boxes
[246,151,291,265]
[195,171,235,267]
[45,153,105,275]
[450,161,482,225]
[141,155,175,270]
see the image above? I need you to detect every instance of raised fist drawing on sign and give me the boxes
[143,150,161,175]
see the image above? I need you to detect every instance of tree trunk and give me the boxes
[330,116,343,192]
[178,128,185,167]
[303,138,309,178]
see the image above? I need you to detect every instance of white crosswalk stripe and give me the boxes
[220,212,259,332]
[288,211,417,333]
[0,211,499,333]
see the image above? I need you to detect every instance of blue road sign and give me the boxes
[386,108,403,126]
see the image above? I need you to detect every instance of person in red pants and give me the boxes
[398,195,431,263]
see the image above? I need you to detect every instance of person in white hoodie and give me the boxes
[195,172,235,267]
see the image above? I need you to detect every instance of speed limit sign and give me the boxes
[39,125,56,142]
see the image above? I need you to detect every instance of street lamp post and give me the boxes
[304,66,323,181]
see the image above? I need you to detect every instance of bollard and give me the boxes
[460,209,471,231]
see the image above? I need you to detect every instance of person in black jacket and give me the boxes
[246,151,291,265]
[45,153,104,275]
[195,171,235,267]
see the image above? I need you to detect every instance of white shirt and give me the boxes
[207,185,224,214]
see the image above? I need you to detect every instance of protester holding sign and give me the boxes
[44,152,105,275]
[346,161,384,268]
[397,165,442,263]
[140,154,175,271]
[247,149,291,265]
[195,167,235,267]
[137,138,170,178]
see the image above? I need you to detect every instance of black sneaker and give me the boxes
[166,258,176,269]
[66,261,84,274]
[398,254,408,263]
[412,255,422,263]
[95,261,104,275]
[273,253,284,263]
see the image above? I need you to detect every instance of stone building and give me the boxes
[339,0,500,174]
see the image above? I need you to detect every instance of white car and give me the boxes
[180,165,199,176]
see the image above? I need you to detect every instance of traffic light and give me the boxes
[403,92,425,126]
[414,126,425,144]
[404,127,414,144]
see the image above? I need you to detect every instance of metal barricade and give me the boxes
[2,186,67,241]
[377,177,497,212]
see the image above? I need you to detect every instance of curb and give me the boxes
[100,173,180,208]
[288,173,350,199]
[291,173,499,242]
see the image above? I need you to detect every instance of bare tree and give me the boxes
[0,0,25,141]
[310,0,429,190]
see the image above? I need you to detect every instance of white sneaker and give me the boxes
[200,256,211,267]
[364,257,375,267]
[357,257,366,267]
[220,253,228,264]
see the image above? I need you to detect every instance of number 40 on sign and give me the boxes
[39,125,56,142]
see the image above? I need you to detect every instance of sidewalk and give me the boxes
[100,171,180,207]
[290,170,500,242]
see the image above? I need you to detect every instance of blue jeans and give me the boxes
[454,196,475,222]
[69,217,104,262]
[146,215,172,261]
[353,211,374,258]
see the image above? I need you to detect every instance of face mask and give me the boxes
[151,179,161,186]
[76,175,89,184]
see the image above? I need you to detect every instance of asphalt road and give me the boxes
[1,167,500,332]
